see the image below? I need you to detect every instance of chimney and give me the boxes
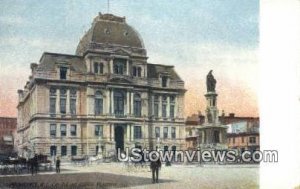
[229,113,235,118]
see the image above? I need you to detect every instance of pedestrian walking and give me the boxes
[33,154,38,174]
[56,157,61,173]
[150,154,161,183]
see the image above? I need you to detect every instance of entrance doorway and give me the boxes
[114,125,125,152]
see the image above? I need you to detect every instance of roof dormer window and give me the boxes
[113,58,126,75]
[60,67,68,80]
[94,62,104,74]
[133,66,142,77]
[161,76,168,87]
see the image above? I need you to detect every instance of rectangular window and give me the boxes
[70,125,77,136]
[60,124,66,137]
[170,105,175,118]
[50,98,56,114]
[171,127,176,139]
[155,127,160,138]
[134,101,141,117]
[95,125,103,136]
[242,137,244,143]
[71,146,77,156]
[50,124,56,137]
[162,76,168,87]
[60,67,68,80]
[60,98,66,114]
[249,137,256,143]
[95,98,103,115]
[233,137,235,144]
[162,104,167,118]
[154,103,159,118]
[70,98,76,115]
[163,127,168,139]
[50,146,57,156]
[134,126,142,139]
[61,146,67,156]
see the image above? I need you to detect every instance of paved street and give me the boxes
[0,163,259,189]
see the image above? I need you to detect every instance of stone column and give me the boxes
[126,91,130,115]
[56,89,60,114]
[127,124,131,142]
[126,60,129,75]
[158,96,162,118]
[131,125,134,141]
[110,59,114,74]
[130,91,134,115]
[174,96,178,118]
[166,96,170,118]
[106,89,110,115]
[66,89,70,114]
[111,89,114,114]
[151,95,154,116]
[111,124,115,142]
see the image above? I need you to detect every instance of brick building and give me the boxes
[185,112,259,151]
[17,13,186,159]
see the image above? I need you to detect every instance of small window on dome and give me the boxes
[123,31,129,36]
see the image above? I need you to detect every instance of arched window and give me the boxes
[95,91,103,115]
[154,95,159,118]
[99,63,104,74]
[137,67,142,77]
[94,62,104,74]
[133,67,137,76]
[94,62,99,73]
[134,93,141,117]
[70,89,77,115]
[60,88,67,114]
[114,90,124,116]
[170,95,175,118]
[113,59,126,74]
[49,88,56,115]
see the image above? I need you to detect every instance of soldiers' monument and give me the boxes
[198,70,228,150]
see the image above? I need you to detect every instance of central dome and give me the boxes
[76,13,145,56]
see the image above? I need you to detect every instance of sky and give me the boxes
[0,0,259,117]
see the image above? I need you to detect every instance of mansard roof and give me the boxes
[147,63,182,81]
[38,52,86,73]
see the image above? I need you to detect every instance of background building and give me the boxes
[185,112,259,152]
[0,117,17,154]
[225,114,260,153]
[17,13,186,159]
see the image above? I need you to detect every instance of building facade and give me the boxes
[185,112,259,152]
[17,13,186,159]
[0,117,17,154]
[225,115,260,153]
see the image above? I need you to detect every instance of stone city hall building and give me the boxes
[17,13,186,159]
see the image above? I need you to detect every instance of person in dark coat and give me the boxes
[30,158,34,175]
[33,154,38,174]
[56,157,61,173]
[150,154,162,183]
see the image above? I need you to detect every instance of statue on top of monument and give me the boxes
[206,70,216,92]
